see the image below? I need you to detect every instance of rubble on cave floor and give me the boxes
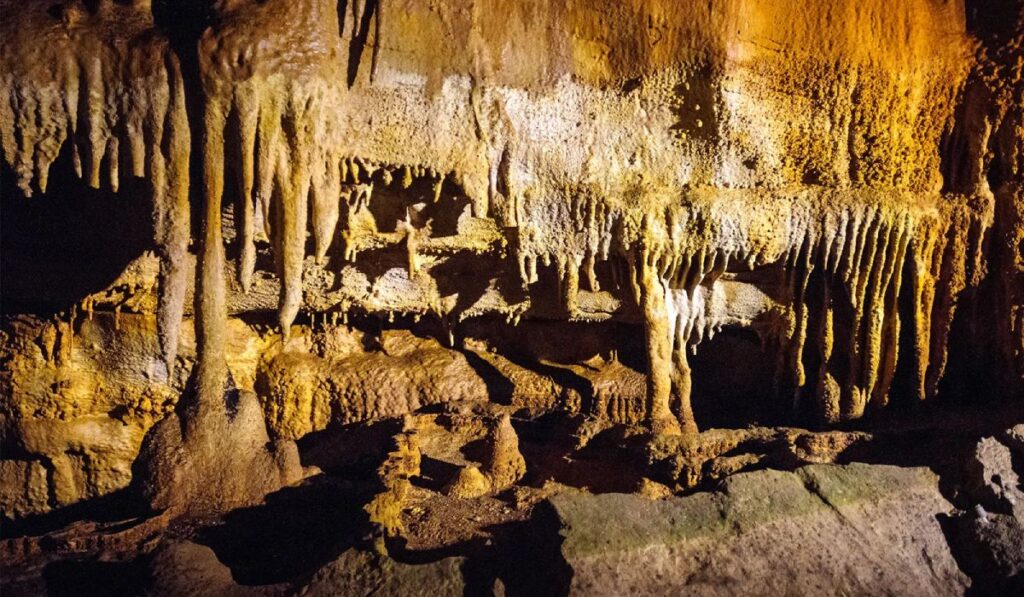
[2,400,1023,596]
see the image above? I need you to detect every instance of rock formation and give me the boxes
[1,0,1023,594]
[446,413,527,498]
[0,0,190,378]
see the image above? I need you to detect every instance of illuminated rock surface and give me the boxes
[0,0,1022,594]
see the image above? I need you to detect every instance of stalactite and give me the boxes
[275,95,312,338]
[908,226,940,401]
[560,256,580,316]
[516,189,993,430]
[233,92,259,291]
[0,2,190,377]
[152,55,191,378]
[1,1,1000,474]
[667,287,699,436]
[312,156,342,263]
[432,175,444,203]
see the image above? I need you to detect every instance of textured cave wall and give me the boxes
[190,0,994,432]
[956,0,1024,392]
[0,0,1022,517]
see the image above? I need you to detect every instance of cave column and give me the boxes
[639,249,683,436]
[193,97,229,427]
[671,339,699,436]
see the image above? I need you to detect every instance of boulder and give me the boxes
[964,436,1024,518]
[539,464,968,595]
[300,549,465,597]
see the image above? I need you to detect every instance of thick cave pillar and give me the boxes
[134,94,302,519]
[194,99,229,421]
[639,248,698,436]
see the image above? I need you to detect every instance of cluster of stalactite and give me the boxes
[760,198,990,424]
[0,0,190,378]
[0,0,1003,442]
[507,191,991,433]
[198,89,994,433]
[976,4,1024,388]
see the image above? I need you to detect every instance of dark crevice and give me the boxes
[346,0,379,88]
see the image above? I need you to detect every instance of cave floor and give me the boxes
[2,396,1022,596]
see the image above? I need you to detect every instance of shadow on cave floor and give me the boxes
[4,396,1023,596]
[40,558,151,597]
[192,475,375,586]
[513,415,647,494]
[388,514,572,597]
[172,414,589,592]
[171,422,410,586]
[460,348,517,405]
[0,489,149,540]
[823,396,1024,507]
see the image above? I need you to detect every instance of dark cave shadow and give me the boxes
[192,421,413,587]
[492,269,530,309]
[0,150,155,317]
[825,398,1024,505]
[460,437,490,464]
[835,428,971,505]
[936,512,977,595]
[935,512,1024,597]
[415,455,462,493]
[42,557,151,597]
[512,416,644,494]
[323,245,410,290]
[194,478,371,586]
[297,418,402,474]
[0,488,149,540]
[386,535,502,597]
[500,350,597,416]
[479,512,572,597]
[336,0,348,38]
[459,347,516,405]
[689,325,788,430]
[346,0,380,87]
[389,534,487,567]
[388,514,571,597]
[431,257,498,321]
